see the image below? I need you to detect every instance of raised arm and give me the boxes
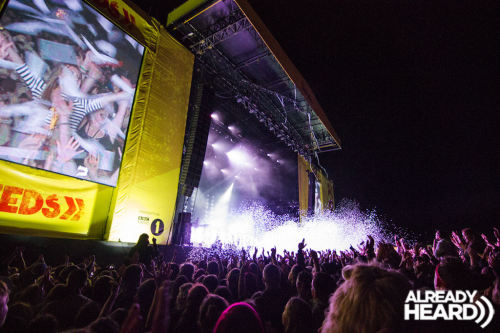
[297,238,306,268]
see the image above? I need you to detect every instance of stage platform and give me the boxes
[0,233,190,267]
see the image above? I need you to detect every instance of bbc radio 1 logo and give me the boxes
[405,290,495,328]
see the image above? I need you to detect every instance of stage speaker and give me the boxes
[179,63,213,197]
[172,212,192,245]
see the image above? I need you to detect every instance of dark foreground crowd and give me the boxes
[1,228,500,333]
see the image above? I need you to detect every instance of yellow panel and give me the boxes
[106,26,194,244]
[298,155,311,217]
[0,161,113,238]
[318,170,334,211]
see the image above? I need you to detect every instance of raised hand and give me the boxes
[0,32,23,63]
[493,227,500,246]
[298,238,307,250]
[310,249,318,260]
[56,137,84,164]
[84,153,99,179]
[482,233,494,248]
[435,230,442,240]
[451,231,465,250]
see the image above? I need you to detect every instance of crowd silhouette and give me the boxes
[1,227,499,332]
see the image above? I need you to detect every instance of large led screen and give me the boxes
[0,0,144,186]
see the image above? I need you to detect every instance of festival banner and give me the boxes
[0,161,113,237]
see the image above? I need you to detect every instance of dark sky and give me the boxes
[247,0,499,237]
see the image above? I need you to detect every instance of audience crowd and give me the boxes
[1,227,499,332]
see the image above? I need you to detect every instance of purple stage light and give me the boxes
[228,125,239,134]
[227,147,252,167]
[211,142,224,151]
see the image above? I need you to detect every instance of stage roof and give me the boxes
[166,0,342,155]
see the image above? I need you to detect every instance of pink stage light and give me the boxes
[211,113,220,121]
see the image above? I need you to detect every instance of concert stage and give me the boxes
[0,0,340,246]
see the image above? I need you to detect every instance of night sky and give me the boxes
[247,0,499,238]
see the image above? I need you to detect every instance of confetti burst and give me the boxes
[190,199,414,252]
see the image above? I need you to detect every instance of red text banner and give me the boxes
[0,161,113,238]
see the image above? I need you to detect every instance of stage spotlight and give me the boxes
[211,142,224,151]
[208,183,234,228]
[227,147,251,167]
[211,113,220,122]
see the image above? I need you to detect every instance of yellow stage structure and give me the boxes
[0,0,338,243]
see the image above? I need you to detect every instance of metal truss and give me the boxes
[176,1,338,155]
[190,16,252,54]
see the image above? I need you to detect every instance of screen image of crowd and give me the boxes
[0,0,144,186]
[0,227,499,333]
